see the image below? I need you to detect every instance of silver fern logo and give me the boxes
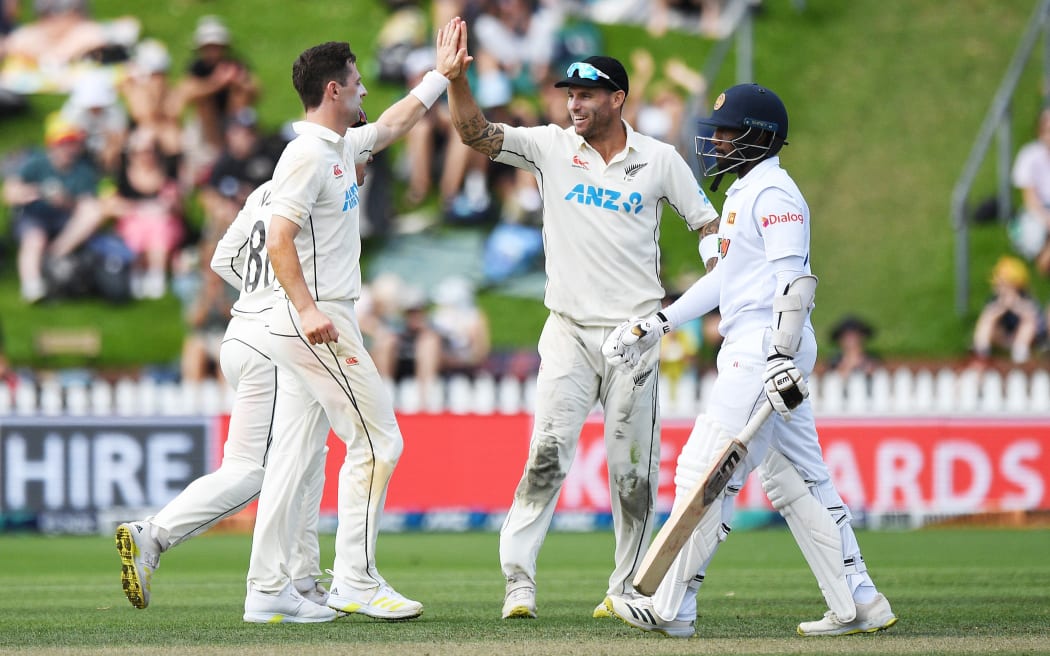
[624,162,648,181]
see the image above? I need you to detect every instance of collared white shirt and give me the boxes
[268,120,377,303]
[495,120,718,325]
[716,156,812,337]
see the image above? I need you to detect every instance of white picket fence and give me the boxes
[2,366,1049,417]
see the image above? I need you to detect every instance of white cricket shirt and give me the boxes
[715,156,812,337]
[495,121,718,325]
[211,181,277,319]
[268,120,377,303]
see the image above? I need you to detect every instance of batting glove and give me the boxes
[626,311,671,353]
[763,356,809,420]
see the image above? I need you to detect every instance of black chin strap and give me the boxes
[709,172,726,193]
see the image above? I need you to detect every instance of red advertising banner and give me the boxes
[215,414,1050,516]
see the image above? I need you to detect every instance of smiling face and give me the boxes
[565,85,621,142]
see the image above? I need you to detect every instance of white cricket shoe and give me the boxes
[115,522,161,609]
[797,593,898,636]
[243,583,338,623]
[294,577,330,606]
[594,592,637,619]
[605,595,695,638]
[502,577,537,619]
[327,581,423,620]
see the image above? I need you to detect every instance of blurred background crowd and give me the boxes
[0,0,1047,406]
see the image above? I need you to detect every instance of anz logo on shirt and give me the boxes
[563,184,644,215]
[342,183,359,213]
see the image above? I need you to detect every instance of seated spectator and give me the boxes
[367,274,443,406]
[826,314,881,379]
[1010,105,1050,277]
[199,108,281,241]
[104,128,185,299]
[61,68,128,173]
[2,113,101,302]
[172,15,259,186]
[473,0,562,96]
[431,276,491,377]
[971,255,1047,367]
[119,38,182,164]
[400,46,452,207]
[3,0,139,72]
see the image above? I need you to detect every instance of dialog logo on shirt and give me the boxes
[719,236,731,258]
[571,154,590,170]
[761,212,804,227]
[345,356,359,366]
[333,163,344,178]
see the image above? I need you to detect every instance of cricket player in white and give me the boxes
[114,182,328,612]
[447,41,719,620]
[242,25,470,623]
[602,84,898,637]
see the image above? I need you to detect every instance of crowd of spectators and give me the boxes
[14,0,1028,396]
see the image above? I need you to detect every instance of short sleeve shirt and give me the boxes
[268,120,377,303]
[715,156,811,337]
[494,121,718,325]
[17,149,99,200]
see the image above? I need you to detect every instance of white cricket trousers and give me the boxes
[500,312,661,596]
[150,316,324,581]
[679,325,867,590]
[247,299,404,593]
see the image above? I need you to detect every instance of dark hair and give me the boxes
[292,41,357,111]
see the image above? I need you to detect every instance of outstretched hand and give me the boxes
[436,16,472,80]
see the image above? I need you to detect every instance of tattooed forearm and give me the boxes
[457,112,504,157]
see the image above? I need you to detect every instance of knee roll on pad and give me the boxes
[674,415,733,493]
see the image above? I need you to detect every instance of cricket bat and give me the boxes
[633,402,774,596]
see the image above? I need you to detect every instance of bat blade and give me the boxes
[632,403,774,596]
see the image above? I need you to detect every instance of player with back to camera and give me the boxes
[601,83,898,637]
[444,17,720,620]
[241,22,470,623]
[114,177,333,612]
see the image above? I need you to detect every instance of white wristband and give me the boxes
[409,70,450,110]
[699,233,719,262]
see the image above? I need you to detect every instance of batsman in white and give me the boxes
[445,21,719,620]
[602,84,898,637]
[114,181,329,613]
[242,23,471,623]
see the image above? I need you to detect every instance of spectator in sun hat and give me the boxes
[825,314,881,379]
[61,68,129,172]
[2,112,102,302]
[971,255,1047,367]
[173,14,259,185]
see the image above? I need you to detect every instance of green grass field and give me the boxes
[1,528,1048,655]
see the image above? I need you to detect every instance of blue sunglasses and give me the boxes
[566,62,621,91]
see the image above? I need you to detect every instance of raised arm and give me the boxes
[446,21,504,158]
[373,17,471,152]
